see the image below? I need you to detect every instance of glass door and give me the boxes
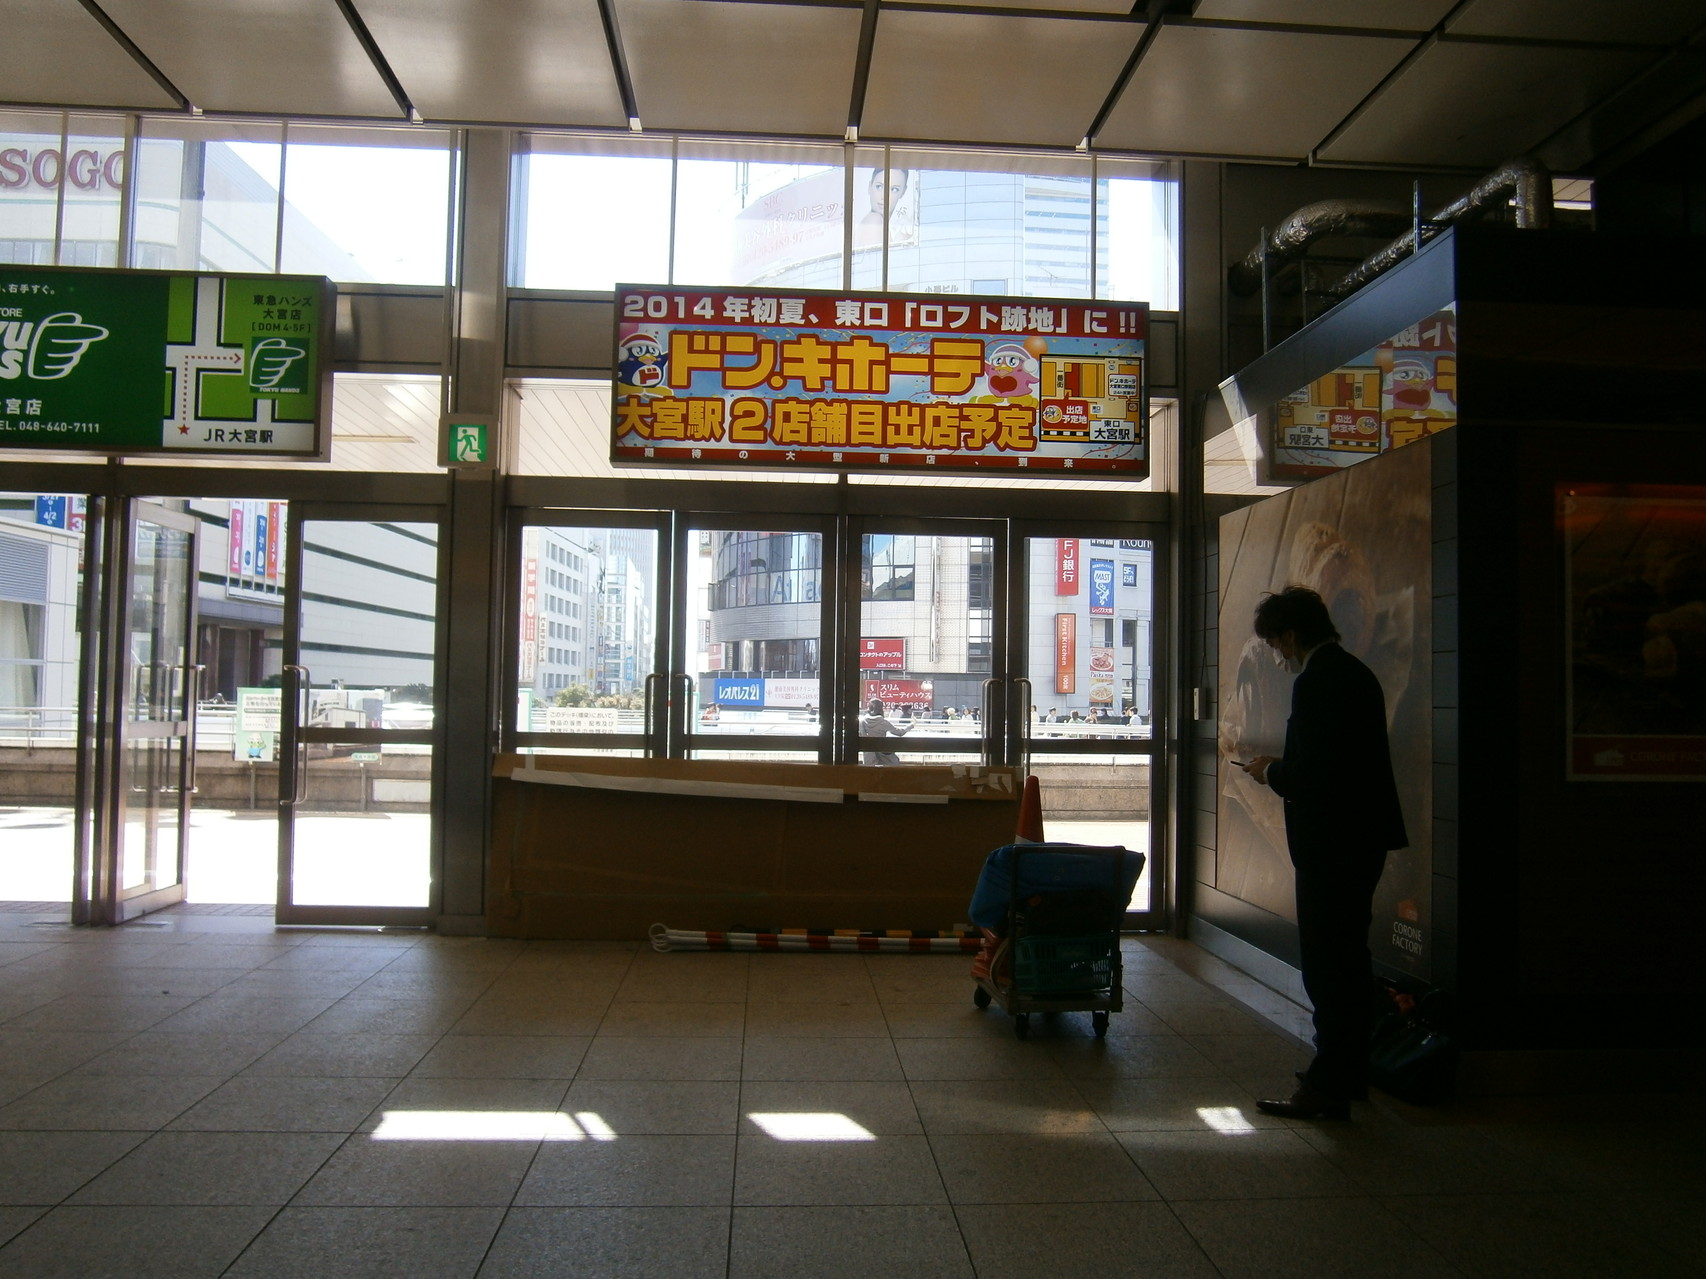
[1016,529,1162,922]
[853,519,1004,767]
[510,512,667,759]
[508,512,834,762]
[683,518,832,762]
[276,507,442,926]
[84,501,200,923]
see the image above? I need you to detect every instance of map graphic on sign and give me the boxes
[0,265,331,459]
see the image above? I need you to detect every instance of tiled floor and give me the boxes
[0,914,1699,1278]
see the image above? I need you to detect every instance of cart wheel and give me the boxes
[1014,1014,1030,1040]
[1092,1011,1109,1038]
[973,986,992,1010]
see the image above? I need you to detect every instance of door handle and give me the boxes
[1012,676,1033,777]
[186,664,205,794]
[283,665,310,806]
[980,677,1001,765]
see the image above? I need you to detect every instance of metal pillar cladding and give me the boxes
[438,127,511,930]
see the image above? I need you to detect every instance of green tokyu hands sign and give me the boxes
[0,265,333,458]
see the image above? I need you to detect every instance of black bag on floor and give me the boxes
[1368,982,1459,1105]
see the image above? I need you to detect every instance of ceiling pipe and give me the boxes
[1227,200,1415,295]
[1324,155,1553,299]
[1227,155,1555,302]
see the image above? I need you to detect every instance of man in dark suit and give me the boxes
[1239,586,1408,1120]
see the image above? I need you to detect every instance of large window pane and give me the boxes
[0,111,129,268]
[134,120,284,273]
[278,126,453,285]
[515,524,658,735]
[1102,162,1180,309]
[513,136,673,289]
[674,141,844,288]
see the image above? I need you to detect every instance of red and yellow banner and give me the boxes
[612,285,1146,477]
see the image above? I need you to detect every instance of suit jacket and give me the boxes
[1265,642,1408,858]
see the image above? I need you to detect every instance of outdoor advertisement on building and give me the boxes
[611,284,1146,477]
[1055,613,1076,694]
[859,637,906,670]
[1268,306,1457,480]
[226,499,284,602]
[1056,539,1079,595]
[0,264,332,458]
[1089,558,1115,614]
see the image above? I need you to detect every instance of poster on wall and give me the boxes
[1563,483,1706,780]
[0,265,333,459]
[1217,440,1434,978]
[1269,306,1457,480]
[611,285,1146,478]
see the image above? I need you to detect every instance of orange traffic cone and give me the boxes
[1015,774,1045,843]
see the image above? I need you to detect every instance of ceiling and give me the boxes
[4,0,1705,171]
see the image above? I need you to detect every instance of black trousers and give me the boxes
[1292,848,1387,1101]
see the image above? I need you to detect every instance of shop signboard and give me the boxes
[859,637,906,670]
[861,678,929,707]
[0,264,332,459]
[1055,613,1076,694]
[611,284,1146,478]
[1089,558,1115,615]
[1056,538,1079,595]
[712,677,764,706]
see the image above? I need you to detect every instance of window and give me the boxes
[510,136,1179,306]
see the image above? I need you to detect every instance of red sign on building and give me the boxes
[859,637,907,670]
[1056,539,1080,595]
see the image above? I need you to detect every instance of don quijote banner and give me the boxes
[612,284,1147,478]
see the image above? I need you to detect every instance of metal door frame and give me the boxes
[276,500,446,927]
[79,497,200,924]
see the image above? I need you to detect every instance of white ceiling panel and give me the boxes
[359,0,625,127]
[1194,1,1454,32]
[1095,24,1412,158]
[1317,40,1657,168]
[616,0,862,136]
[98,0,399,117]
[1448,0,1706,46]
[862,11,1139,148]
[0,0,181,111]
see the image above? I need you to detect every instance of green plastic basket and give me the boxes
[1012,933,1116,994]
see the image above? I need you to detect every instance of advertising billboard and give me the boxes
[1088,558,1115,615]
[611,284,1146,478]
[1563,483,1706,780]
[0,265,333,459]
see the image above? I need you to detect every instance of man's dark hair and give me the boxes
[1253,585,1341,647]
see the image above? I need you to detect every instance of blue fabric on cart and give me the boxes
[968,842,1146,930]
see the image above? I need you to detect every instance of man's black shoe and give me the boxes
[1256,1086,1351,1121]
[1295,1070,1366,1101]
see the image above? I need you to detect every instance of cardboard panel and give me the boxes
[489,754,1019,938]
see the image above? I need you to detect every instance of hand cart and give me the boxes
[967,842,1145,1040]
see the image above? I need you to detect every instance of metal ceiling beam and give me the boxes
[334,0,419,121]
[73,0,191,112]
[595,0,643,129]
[846,0,883,140]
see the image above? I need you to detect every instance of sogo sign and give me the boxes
[0,146,126,192]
